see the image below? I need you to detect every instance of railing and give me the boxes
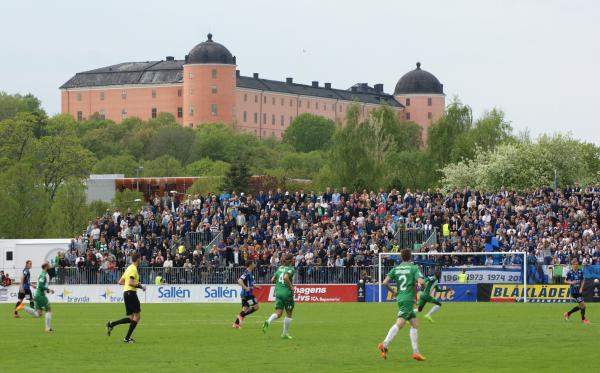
[38,266,379,285]
[393,228,436,251]
[185,231,221,251]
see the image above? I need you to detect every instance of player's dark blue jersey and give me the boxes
[240,270,254,297]
[22,268,31,290]
[567,269,584,296]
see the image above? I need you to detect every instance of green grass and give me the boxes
[1,302,597,372]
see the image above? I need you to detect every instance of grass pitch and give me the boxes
[1,302,596,372]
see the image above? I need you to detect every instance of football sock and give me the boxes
[581,308,586,320]
[267,313,278,325]
[426,305,441,317]
[409,327,419,353]
[383,324,399,348]
[14,300,21,314]
[24,307,39,317]
[45,312,52,329]
[242,308,257,317]
[125,320,138,339]
[110,318,131,327]
[283,317,292,335]
[567,306,580,316]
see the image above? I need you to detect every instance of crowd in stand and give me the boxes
[46,185,600,284]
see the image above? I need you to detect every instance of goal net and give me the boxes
[377,251,528,303]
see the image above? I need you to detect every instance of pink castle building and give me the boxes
[60,34,445,140]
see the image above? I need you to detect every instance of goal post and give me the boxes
[377,251,528,303]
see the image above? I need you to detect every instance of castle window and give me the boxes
[177,89,182,97]
[76,93,82,101]
[189,123,193,128]
[99,92,105,101]
[189,105,194,116]
[255,95,258,103]
[152,90,156,99]
[428,97,432,106]
[406,112,411,120]
[77,111,82,121]
[211,104,218,116]
[211,69,217,79]
[254,112,257,123]
[122,91,127,100]
[406,98,410,106]
[281,115,284,126]
[290,99,293,107]
[189,72,193,79]
[271,114,275,125]
[263,96,267,104]
[428,112,433,120]
[243,111,247,122]
[121,109,128,119]
[189,88,193,96]
[151,108,157,118]
[262,113,266,124]
[316,102,319,110]
[272,97,275,105]
[99,110,105,120]
[281,98,284,106]
[211,86,218,94]
[244,93,247,102]
[177,107,183,118]
[307,101,311,109]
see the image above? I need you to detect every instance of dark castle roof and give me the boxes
[60,64,402,107]
[186,33,236,65]
[394,62,444,95]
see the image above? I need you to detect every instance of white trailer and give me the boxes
[0,239,71,282]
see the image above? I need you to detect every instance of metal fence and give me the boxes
[41,266,379,285]
[185,231,221,251]
[393,228,438,251]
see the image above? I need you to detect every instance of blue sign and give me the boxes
[584,265,600,279]
[365,284,477,303]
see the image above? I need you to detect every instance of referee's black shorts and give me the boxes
[18,288,33,300]
[124,290,141,315]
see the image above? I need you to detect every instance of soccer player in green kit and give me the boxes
[262,253,295,339]
[378,249,426,361]
[19,261,55,332]
[416,271,449,323]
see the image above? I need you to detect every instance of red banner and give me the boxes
[255,284,356,303]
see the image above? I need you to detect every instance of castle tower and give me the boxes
[183,33,236,127]
[394,62,445,145]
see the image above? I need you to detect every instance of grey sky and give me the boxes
[1,0,599,143]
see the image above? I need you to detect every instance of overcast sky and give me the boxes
[1,0,599,142]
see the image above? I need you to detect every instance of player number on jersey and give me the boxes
[397,274,408,291]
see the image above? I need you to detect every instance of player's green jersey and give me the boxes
[423,275,438,294]
[274,265,295,298]
[387,262,422,302]
[34,271,49,297]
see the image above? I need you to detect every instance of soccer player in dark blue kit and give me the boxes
[14,260,35,318]
[563,258,589,324]
[232,261,260,329]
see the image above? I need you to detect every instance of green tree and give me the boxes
[112,189,144,213]
[45,178,88,237]
[192,124,238,162]
[221,158,250,192]
[0,165,49,238]
[92,154,140,177]
[0,112,38,170]
[283,113,336,152]
[30,133,96,200]
[142,155,183,177]
[0,92,45,121]
[427,99,473,168]
[186,177,223,195]
[186,158,230,176]
[147,125,196,164]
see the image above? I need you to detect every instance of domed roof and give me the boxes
[394,62,443,95]
[186,33,236,65]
